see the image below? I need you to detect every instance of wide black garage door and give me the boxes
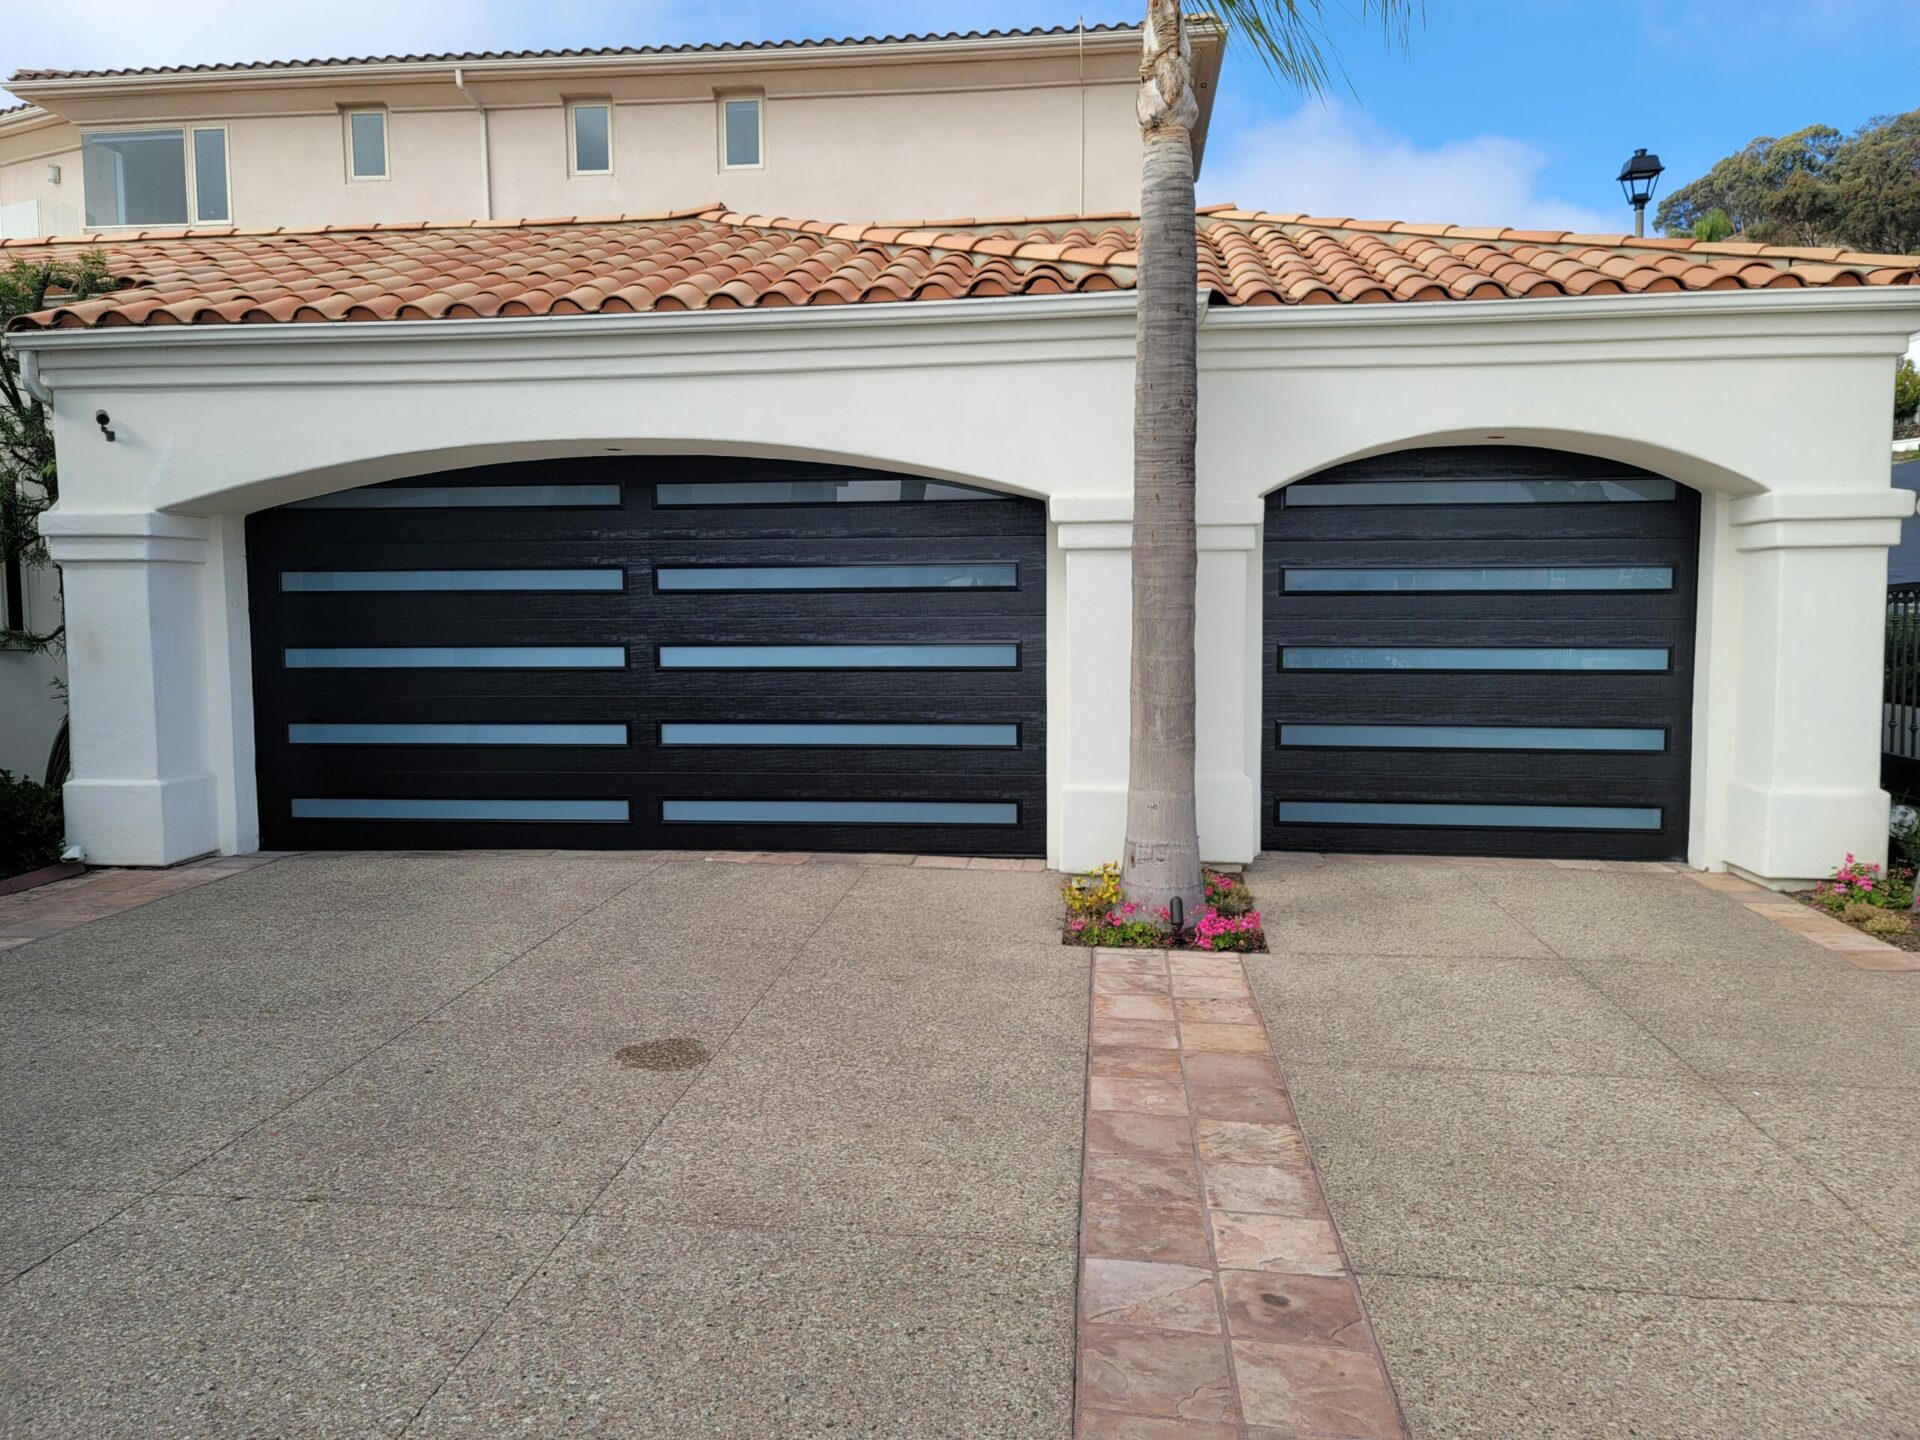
[247,457,1044,855]
[1262,446,1698,861]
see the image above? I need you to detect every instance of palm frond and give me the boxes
[1209,0,1421,98]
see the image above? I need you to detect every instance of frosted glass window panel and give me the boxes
[288,484,620,509]
[290,723,627,746]
[282,569,622,592]
[656,563,1014,591]
[82,129,188,227]
[659,644,1016,669]
[1278,724,1664,751]
[572,104,611,172]
[192,128,229,222]
[654,479,1006,506]
[1277,800,1662,831]
[1285,478,1676,505]
[286,646,625,669]
[661,723,1018,747]
[1282,647,1668,672]
[293,798,628,822]
[348,111,387,178]
[723,98,761,167]
[663,799,1017,825]
[1283,566,1672,593]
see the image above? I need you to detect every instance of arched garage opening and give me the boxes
[1262,445,1700,861]
[245,455,1046,856]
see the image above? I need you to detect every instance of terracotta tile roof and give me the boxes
[7,23,1142,81]
[7,205,1917,332]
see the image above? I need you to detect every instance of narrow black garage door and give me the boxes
[247,457,1045,855]
[1262,446,1699,861]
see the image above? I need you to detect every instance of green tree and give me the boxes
[1657,109,1920,254]
[1122,1,1417,920]
[0,251,114,655]
[1896,358,1920,427]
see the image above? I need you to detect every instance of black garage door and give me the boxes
[1262,446,1699,861]
[247,457,1044,855]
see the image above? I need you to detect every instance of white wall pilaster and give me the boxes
[1195,501,1263,863]
[1052,498,1133,873]
[1721,488,1918,884]
[38,511,222,866]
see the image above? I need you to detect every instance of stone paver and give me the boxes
[1076,947,1410,1439]
[0,850,1082,1439]
[1246,851,1920,1440]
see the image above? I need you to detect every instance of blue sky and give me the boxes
[5,1,1916,231]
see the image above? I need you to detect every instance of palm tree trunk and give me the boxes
[1120,0,1205,925]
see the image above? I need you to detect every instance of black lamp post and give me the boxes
[1616,148,1665,238]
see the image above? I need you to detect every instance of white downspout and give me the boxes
[452,67,493,221]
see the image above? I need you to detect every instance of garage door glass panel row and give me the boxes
[248,458,1045,854]
[1262,446,1698,861]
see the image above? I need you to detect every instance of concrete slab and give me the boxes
[1361,1275,1920,1440]
[0,1012,402,1190]
[1245,951,1690,1078]
[405,1214,1076,1440]
[1254,863,1553,959]
[1282,1065,1920,1305]
[0,1188,135,1281]
[1716,1082,1920,1263]
[164,1016,707,1213]
[0,1194,563,1440]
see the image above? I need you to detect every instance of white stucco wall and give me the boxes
[16,284,1920,881]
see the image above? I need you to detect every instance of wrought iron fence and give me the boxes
[1887,583,1920,796]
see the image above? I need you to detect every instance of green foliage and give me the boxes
[1689,209,1735,242]
[1,251,116,655]
[1656,110,1920,254]
[1064,862,1123,918]
[1897,359,1920,426]
[1864,910,1912,936]
[1209,1,1418,97]
[0,768,64,879]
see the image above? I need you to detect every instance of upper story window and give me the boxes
[346,110,388,181]
[81,126,229,228]
[570,103,612,175]
[721,97,762,170]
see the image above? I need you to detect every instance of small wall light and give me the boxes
[46,163,61,184]
[95,410,115,442]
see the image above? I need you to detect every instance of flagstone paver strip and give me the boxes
[1076,946,1413,1439]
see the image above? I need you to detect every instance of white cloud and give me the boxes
[1198,101,1619,234]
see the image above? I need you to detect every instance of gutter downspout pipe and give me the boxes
[452,67,493,221]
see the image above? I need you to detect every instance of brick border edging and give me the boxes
[1074,946,1412,1438]
[0,861,85,898]
[1679,869,1920,971]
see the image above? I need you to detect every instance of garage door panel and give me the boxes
[249,457,1045,855]
[1262,446,1698,862]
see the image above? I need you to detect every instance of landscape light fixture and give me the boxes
[1617,148,1665,238]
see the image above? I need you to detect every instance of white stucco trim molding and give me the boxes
[15,279,1920,880]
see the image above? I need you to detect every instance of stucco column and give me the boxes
[38,511,222,866]
[1052,498,1133,873]
[1721,488,1918,885]
[1195,501,1263,864]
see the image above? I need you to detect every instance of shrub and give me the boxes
[1063,862,1122,919]
[1897,358,1920,426]
[0,769,64,879]
[1063,865,1267,951]
[1864,911,1911,936]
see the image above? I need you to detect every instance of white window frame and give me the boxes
[718,94,764,172]
[344,109,390,183]
[78,123,231,229]
[567,101,614,177]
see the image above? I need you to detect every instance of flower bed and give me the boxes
[1061,863,1267,952]
[1793,853,1920,951]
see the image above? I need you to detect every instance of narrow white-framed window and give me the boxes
[569,101,612,176]
[345,109,389,181]
[80,125,231,227]
[719,95,763,170]
[191,126,230,222]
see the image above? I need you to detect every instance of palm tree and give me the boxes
[1121,0,1418,922]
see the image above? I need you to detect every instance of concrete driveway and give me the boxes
[0,853,1085,1439]
[1243,853,1920,1440]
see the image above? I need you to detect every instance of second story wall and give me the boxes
[1,26,1221,238]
